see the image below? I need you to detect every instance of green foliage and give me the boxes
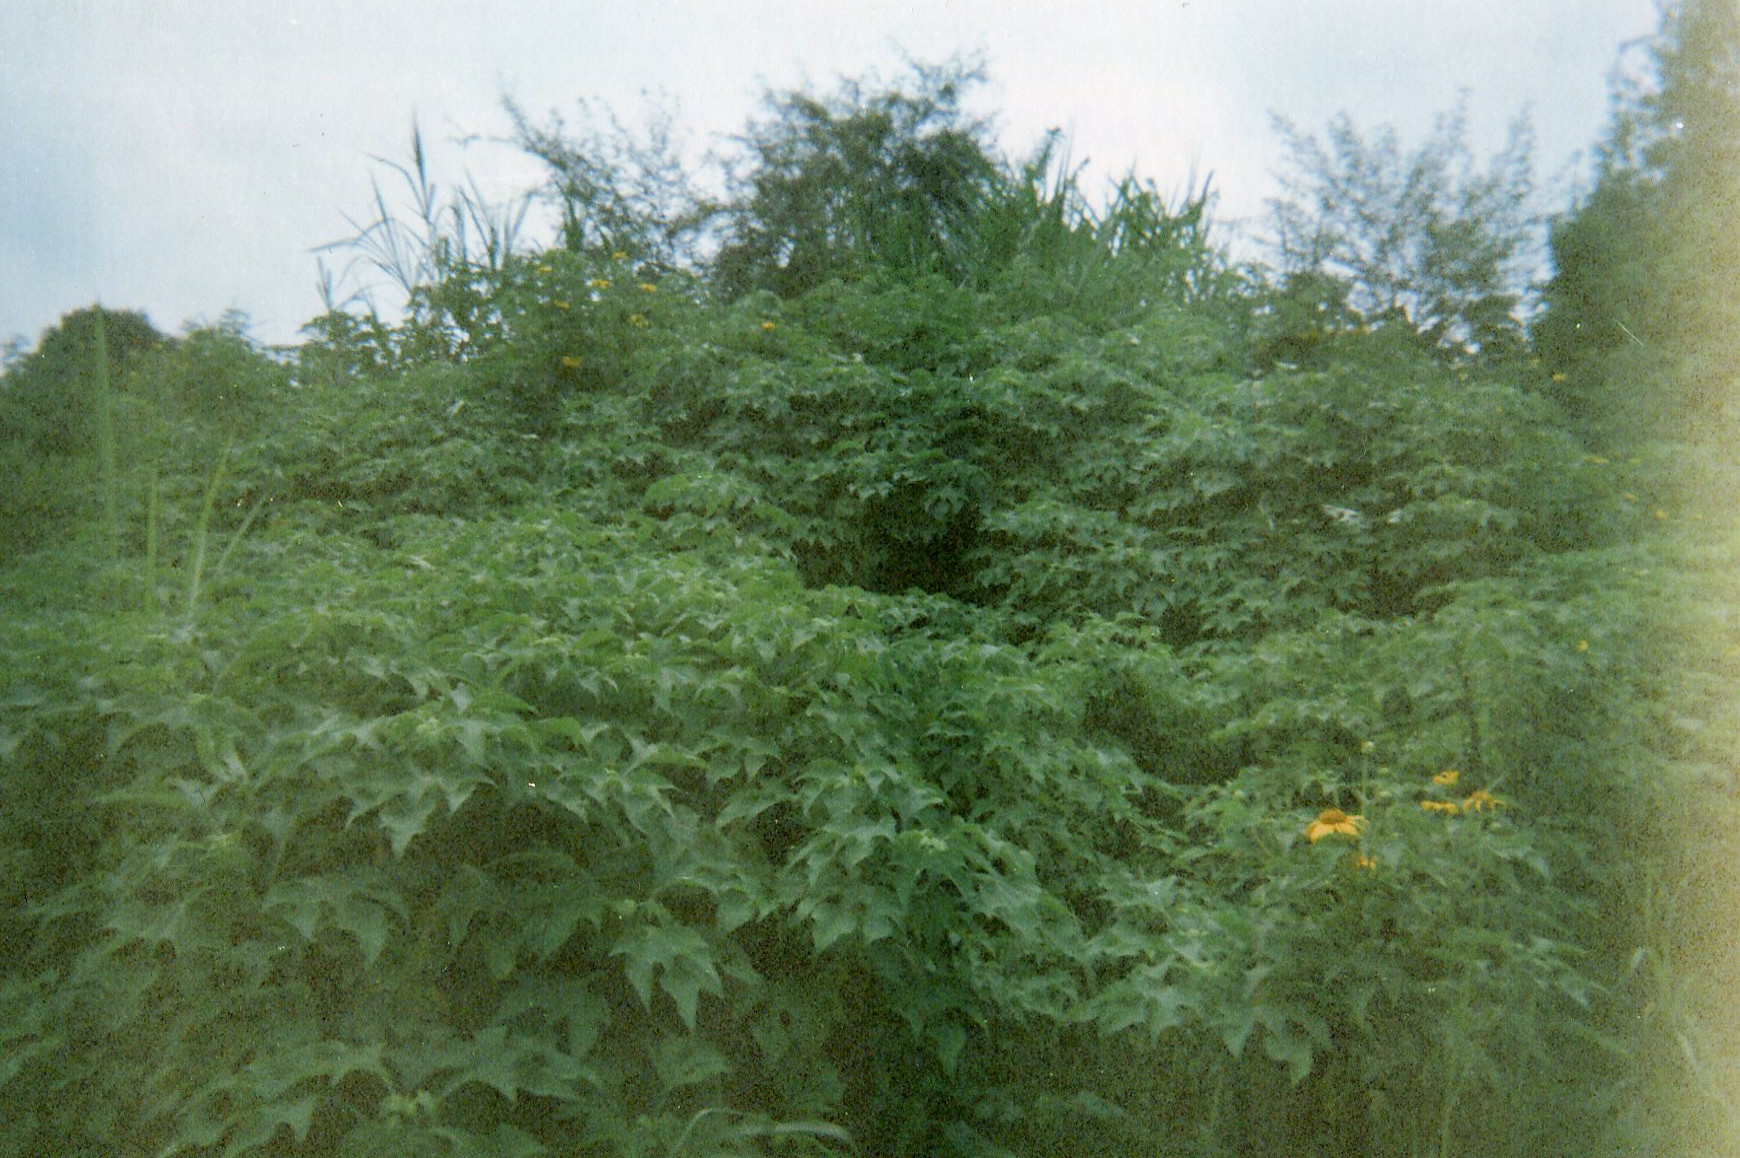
[1265,100,1539,354]
[713,57,1004,298]
[0,304,166,455]
[1534,0,1740,443]
[2,52,1722,1158]
[505,92,716,271]
[316,123,535,363]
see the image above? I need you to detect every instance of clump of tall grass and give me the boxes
[314,122,534,360]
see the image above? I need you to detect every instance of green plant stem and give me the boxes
[211,492,268,582]
[183,438,233,626]
[93,308,119,564]
[144,465,160,613]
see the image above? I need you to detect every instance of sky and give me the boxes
[1,0,1666,350]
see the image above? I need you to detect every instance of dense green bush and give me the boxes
[3,32,1733,1158]
[0,305,166,454]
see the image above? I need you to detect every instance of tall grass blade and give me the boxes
[211,491,267,582]
[92,308,119,564]
[182,438,232,626]
[144,464,160,613]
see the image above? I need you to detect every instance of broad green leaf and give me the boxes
[651,1034,732,1091]
[610,919,722,1029]
[430,1123,548,1158]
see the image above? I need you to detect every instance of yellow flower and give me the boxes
[1551,372,1568,383]
[1432,769,1460,787]
[761,321,778,331]
[611,250,629,261]
[552,300,572,310]
[638,282,658,293]
[1576,639,1590,653]
[588,278,611,290]
[1653,509,1668,520]
[628,313,651,328]
[1305,808,1365,843]
[535,263,554,274]
[1351,853,1377,871]
[1421,800,1460,815]
[560,356,583,370]
[1461,789,1505,812]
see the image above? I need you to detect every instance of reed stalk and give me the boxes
[182,438,232,625]
[92,309,119,564]
[144,465,161,612]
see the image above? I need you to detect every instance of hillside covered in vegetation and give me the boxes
[3,6,1738,1155]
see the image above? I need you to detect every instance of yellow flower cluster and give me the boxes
[1305,808,1365,843]
[1461,788,1504,813]
[1419,770,1507,817]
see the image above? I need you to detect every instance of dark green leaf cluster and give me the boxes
[713,58,1004,298]
[0,305,166,455]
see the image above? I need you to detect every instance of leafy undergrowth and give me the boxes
[4,38,1737,1155]
[0,274,1698,1158]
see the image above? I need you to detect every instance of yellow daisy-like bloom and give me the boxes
[1305,808,1365,843]
[1461,789,1505,813]
[560,356,583,370]
[611,250,630,261]
[761,321,778,331]
[1551,372,1568,383]
[1421,800,1460,815]
[588,278,611,290]
[1576,639,1590,653]
[1432,769,1460,787]
[552,300,572,311]
[628,313,651,328]
[638,282,658,293]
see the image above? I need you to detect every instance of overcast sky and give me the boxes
[2,1,1664,350]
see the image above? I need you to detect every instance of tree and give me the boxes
[1264,99,1539,354]
[711,57,1005,297]
[504,93,716,272]
[0,305,166,454]
[1533,0,1740,438]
